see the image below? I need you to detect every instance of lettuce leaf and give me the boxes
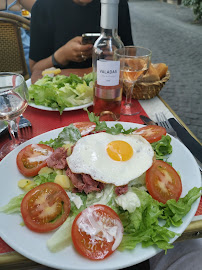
[0,194,25,214]
[39,124,81,149]
[47,215,75,252]
[119,225,175,252]
[86,184,115,207]
[151,135,173,160]
[33,172,57,186]
[118,187,201,253]
[83,72,96,86]
[159,187,202,227]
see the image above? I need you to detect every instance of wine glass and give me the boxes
[0,72,29,158]
[114,46,152,115]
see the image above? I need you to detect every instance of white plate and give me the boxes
[26,78,93,112]
[28,102,93,112]
[0,122,201,270]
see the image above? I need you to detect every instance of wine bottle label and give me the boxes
[95,85,121,99]
[97,60,120,86]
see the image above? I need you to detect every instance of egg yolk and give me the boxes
[106,140,133,161]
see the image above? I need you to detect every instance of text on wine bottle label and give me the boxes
[97,60,120,86]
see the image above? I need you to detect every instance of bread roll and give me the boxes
[141,64,160,82]
[153,63,168,79]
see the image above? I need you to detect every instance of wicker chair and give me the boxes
[0,11,30,80]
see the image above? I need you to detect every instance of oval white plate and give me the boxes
[28,102,93,112]
[0,122,201,270]
[26,78,93,112]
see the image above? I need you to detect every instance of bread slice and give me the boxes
[42,68,61,77]
[141,64,160,82]
[153,63,168,79]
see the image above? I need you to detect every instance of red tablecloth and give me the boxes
[0,99,147,149]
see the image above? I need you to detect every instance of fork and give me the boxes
[155,112,177,138]
[19,114,32,129]
[155,112,202,172]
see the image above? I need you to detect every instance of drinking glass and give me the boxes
[114,46,152,115]
[0,73,29,158]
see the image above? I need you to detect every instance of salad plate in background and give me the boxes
[26,72,94,113]
[0,122,201,270]
[28,101,93,112]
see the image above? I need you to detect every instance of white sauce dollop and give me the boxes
[115,191,141,213]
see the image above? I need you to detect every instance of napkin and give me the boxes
[168,118,202,163]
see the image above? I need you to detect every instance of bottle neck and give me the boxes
[100,1,119,30]
[100,27,118,38]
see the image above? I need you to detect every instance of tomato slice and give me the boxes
[16,144,54,177]
[146,160,182,204]
[71,204,123,260]
[73,122,96,136]
[21,182,70,233]
[133,125,166,143]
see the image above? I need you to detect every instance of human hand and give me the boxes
[62,36,93,63]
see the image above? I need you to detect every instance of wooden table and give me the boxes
[0,68,201,269]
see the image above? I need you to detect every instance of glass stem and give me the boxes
[125,82,135,106]
[7,119,20,146]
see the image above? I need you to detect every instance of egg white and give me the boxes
[66,132,154,186]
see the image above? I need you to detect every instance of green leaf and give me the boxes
[118,187,201,253]
[160,187,202,227]
[0,194,25,214]
[33,172,57,186]
[84,108,137,134]
[151,135,172,160]
[182,0,202,21]
[40,124,81,149]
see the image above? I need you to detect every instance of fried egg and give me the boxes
[66,132,154,186]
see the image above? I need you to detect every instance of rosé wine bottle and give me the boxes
[92,0,123,121]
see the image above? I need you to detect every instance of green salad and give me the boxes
[28,73,95,114]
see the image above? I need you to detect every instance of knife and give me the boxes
[140,115,157,126]
[140,115,202,172]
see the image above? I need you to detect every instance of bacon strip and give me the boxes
[115,185,128,196]
[66,168,105,194]
[47,147,67,170]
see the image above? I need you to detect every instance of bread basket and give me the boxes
[123,71,170,100]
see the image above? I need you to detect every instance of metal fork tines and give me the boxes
[19,114,32,129]
[155,112,177,138]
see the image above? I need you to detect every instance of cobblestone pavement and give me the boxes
[128,0,202,142]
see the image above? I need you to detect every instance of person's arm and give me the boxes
[29,0,93,73]
[29,57,52,73]
[30,37,93,73]
[0,0,35,11]
[18,0,36,12]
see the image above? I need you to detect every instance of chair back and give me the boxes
[0,11,30,80]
